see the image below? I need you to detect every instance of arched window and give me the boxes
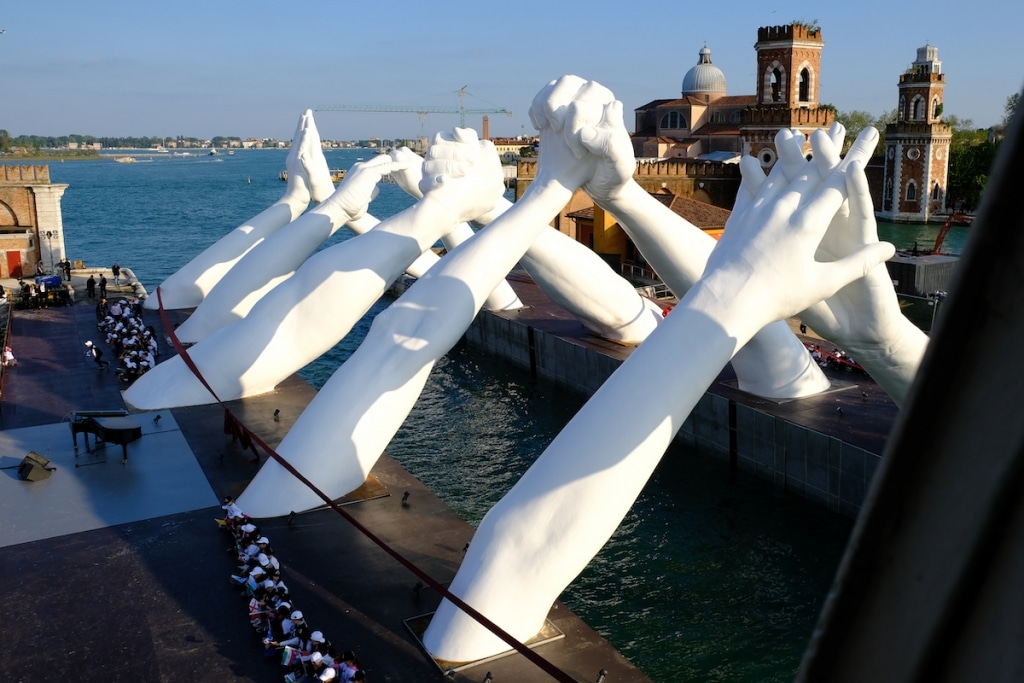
[770,68,784,102]
[932,98,941,120]
[798,68,811,102]
[885,178,893,200]
[712,110,724,123]
[907,181,917,202]
[730,110,742,124]
[899,95,906,121]
[912,98,923,121]
[659,111,687,130]
[931,181,941,201]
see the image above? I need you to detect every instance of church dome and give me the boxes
[682,45,727,97]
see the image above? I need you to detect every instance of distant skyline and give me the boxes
[2,1,1021,143]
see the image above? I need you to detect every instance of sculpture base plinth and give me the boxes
[404,611,565,674]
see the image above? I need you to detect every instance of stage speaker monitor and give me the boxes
[18,451,53,482]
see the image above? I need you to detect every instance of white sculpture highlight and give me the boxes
[124,130,508,409]
[421,84,894,663]
[235,77,633,516]
[143,110,334,311]
[131,78,925,665]
[763,128,929,407]
[172,155,398,342]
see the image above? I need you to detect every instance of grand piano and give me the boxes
[70,410,143,464]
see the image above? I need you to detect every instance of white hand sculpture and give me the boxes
[124,131,503,409]
[770,127,929,405]
[569,102,830,397]
[392,146,661,342]
[145,110,332,310]
[422,106,894,663]
[173,155,399,343]
[234,77,636,515]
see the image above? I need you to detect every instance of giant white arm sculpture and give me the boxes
[173,155,396,342]
[422,122,894,663]
[123,130,506,410]
[759,127,928,407]
[144,110,334,311]
[572,111,829,397]
[387,147,664,344]
[235,76,624,517]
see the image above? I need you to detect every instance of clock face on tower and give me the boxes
[907,148,921,160]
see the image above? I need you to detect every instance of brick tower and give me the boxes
[879,44,952,222]
[740,23,835,169]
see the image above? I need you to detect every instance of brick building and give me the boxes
[0,165,67,279]
[878,44,952,222]
[632,23,834,169]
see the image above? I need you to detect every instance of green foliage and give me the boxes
[519,145,537,158]
[947,128,999,212]
[834,108,897,154]
[942,114,975,132]
[792,19,821,35]
[1006,92,1020,126]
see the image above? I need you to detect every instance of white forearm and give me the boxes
[841,317,928,407]
[424,276,763,660]
[598,180,828,396]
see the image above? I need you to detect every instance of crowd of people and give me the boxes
[806,343,865,373]
[14,277,75,309]
[221,498,367,682]
[93,297,159,383]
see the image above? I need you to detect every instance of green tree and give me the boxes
[0,129,10,153]
[1005,92,1020,126]
[835,109,875,152]
[942,114,974,132]
[947,127,998,212]
[834,108,896,154]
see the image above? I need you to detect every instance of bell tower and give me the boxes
[879,44,952,222]
[740,23,835,169]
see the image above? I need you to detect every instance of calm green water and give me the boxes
[43,150,854,682]
[877,220,970,256]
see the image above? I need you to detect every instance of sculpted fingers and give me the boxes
[777,129,808,182]
[842,127,879,169]
[822,241,896,297]
[827,122,847,152]
[389,147,426,199]
[845,160,877,238]
[809,128,843,184]
[532,74,589,132]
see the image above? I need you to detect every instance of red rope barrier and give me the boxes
[154,286,578,682]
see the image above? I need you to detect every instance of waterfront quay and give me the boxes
[0,293,650,681]
[463,272,898,519]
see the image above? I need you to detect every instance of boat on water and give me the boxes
[278,168,346,183]
[209,148,218,156]
[113,156,136,163]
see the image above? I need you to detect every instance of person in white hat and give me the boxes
[84,341,109,369]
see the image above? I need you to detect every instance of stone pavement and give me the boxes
[0,299,649,683]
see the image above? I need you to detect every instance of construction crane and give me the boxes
[315,86,511,129]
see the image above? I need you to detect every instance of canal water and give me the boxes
[36,147,935,681]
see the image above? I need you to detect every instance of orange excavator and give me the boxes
[930,213,973,255]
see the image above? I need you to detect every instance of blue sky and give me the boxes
[2,1,1020,141]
